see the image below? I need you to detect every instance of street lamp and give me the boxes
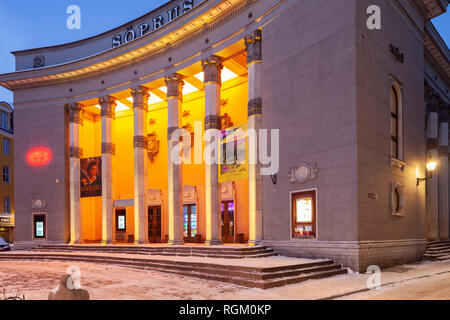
[417,161,437,186]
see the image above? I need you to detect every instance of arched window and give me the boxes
[390,83,403,160]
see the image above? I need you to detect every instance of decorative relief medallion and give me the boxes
[33,55,45,68]
[288,162,319,184]
[221,113,234,130]
[147,132,160,163]
[31,199,48,212]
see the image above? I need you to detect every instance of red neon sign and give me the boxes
[26,147,52,167]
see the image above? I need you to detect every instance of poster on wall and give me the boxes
[80,157,102,198]
[218,123,248,183]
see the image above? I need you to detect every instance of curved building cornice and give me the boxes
[0,0,256,91]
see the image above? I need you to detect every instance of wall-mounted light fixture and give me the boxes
[417,161,437,186]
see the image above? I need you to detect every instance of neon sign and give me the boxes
[26,147,52,167]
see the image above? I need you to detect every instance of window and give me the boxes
[3,138,9,155]
[116,209,126,231]
[390,83,403,160]
[183,204,197,241]
[3,197,10,214]
[292,190,317,238]
[33,214,46,239]
[2,166,9,183]
[1,111,9,130]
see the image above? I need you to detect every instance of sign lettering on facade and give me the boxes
[112,0,198,48]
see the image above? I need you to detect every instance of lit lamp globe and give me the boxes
[426,161,437,173]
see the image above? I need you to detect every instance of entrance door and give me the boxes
[183,204,198,243]
[148,206,162,243]
[221,201,235,243]
[0,227,8,242]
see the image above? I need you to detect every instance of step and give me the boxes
[32,248,277,259]
[32,245,276,259]
[0,252,346,289]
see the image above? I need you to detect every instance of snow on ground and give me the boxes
[2,255,450,300]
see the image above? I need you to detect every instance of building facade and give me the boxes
[0,102,14,243]
[0,0,449,271]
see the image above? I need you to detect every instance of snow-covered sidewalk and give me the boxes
[1,256,450,299]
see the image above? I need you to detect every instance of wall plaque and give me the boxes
[288,162,319,184]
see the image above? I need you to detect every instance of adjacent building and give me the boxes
[0,102,14,243]
[0,0,449,271]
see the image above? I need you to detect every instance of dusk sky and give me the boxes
[0,0,448,104]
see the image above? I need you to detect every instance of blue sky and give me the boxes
[0,1,448,104]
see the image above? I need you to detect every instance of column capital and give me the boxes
[248,98,262,117]
[133,135,148,149]
[165,73,184,99]
[69,147,83,159]
[245,29,262,64]
[67,102,83,125]
[99,95,117,118]
[204,115,220,130]
[131,86,150,111]
[201,55,223,84]
[102,142,116,155]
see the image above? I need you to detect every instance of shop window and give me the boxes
[292,190,316,238]
[4,197,10,213]
[2,166,9,183]
[116,209,126,231]
[390,83,403,160]
[390,182,405,216]
[33,214,46,239]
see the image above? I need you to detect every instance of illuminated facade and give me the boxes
[0,102,14,243]
[0,0,449,272]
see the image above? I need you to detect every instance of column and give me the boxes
[426,92,439,241]
[68,103,83,244]
[245,29,263,246]
[166,74,184,245]
[132,86,150,244]
[202,55,223,245]
[99,95,116,245]
[439,102,449,240]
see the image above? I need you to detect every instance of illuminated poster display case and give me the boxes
[292,190,316,238]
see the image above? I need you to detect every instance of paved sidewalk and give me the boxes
[2,255,450,299]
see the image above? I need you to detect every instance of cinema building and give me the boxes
[0,0,449,272]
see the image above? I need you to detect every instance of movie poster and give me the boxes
[80,157,102,198]
[218,123,248,183]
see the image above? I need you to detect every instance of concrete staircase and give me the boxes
[0,252,347,289]
[423,241,450,261]
[31,244,277,259]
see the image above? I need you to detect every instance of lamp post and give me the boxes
[417,161,437,186]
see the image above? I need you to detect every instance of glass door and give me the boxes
[183,204,197,242]
[221,201,235,243]
[148,206,162,243]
